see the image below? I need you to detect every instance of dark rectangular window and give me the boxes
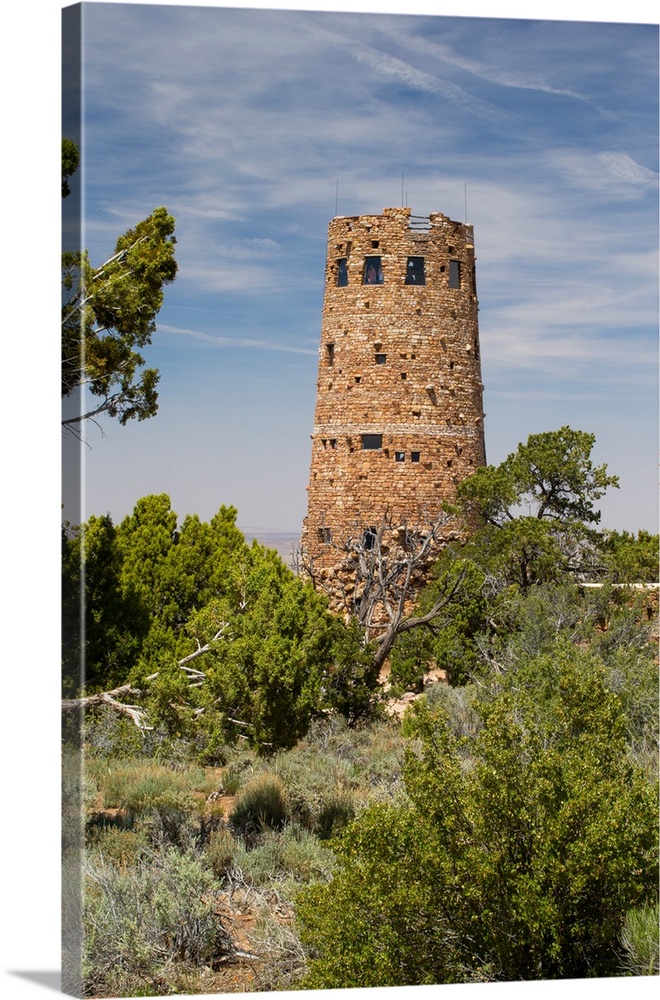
[326,343,334,366]
[318,527,332,543]
[395,451,405,462]
[363,527,378,550]
[362,434,382,450]
[375,353,387,364]
[411,451,421,463]
[364,256,383,284]
[449,259,461,289]
[405,256,425,285]
[337,258,348,286]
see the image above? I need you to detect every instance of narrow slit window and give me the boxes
[336,258,348,286]
[405,256,425,285]
[326,343,334,366]
[362,434,382,450]
[448,259,461,288]
[363,256,383,285]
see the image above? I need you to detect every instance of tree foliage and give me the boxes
[62,515,148,696]
[388,552,487,688]
[458,425,619,528]
[598,529,659,583]
[62,495,374,752]
[453,427,620,589]
[297,651,659,986]
[62,137,79,198]
[62,207,177,427]
[61,140,177,428]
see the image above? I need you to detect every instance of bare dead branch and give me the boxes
[62,622,231,726]
[299,510,467,673]
[62,684,152,729]
[177,624,229,668]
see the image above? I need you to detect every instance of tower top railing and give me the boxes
[408,215,432,231]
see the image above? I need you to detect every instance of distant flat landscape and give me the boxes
[240,529,301,568]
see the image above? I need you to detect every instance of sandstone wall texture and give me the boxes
[301,206,486,576]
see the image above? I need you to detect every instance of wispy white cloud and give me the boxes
[300,16,510,120]
[597,152,658,186]
[350,44,509,119]
[371,21,588,101]
[549,149,658,195]
[159,324,317,355]
[484,320,658,373]
[352,45,443,93]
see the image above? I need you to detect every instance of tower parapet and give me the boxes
[301,206,486,597]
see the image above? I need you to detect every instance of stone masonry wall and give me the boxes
[301,206,486,583]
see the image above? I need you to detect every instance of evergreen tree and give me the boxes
[61,140,177,428]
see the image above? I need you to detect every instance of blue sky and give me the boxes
[61,1,658,535]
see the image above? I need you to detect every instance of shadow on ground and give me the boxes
[9,971,61,993]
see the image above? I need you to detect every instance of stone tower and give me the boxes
[301,206,486,585]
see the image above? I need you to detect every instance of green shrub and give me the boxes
[424,681,482,739]
[248,906,307,991]
[205,827,237,879]
[83,847,231,997]
[229,773,289,835]
[90,759,216,849]
[298,658,659,987]
[99,760,212,814]
[229,825,336,893]
[269,746,354,832]
[220,752,257,795]
[87,826,150,869]
[315,791,356,840]
[83,707,149,759]
[619,903,660,976]
[267,716,408,825]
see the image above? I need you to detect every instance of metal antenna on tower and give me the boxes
[335,179,339,217]
[464,182,468,223]
[401,171,404,206]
